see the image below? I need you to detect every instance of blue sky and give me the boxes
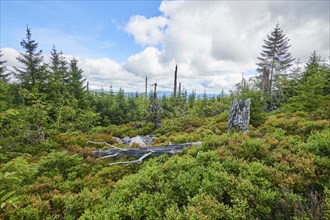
[1,1,329,93]
[1,0,162,61]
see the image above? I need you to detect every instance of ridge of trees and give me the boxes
[0,25,328,139]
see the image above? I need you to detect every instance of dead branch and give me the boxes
[109,152,153,166]
[87,141,127,151]
[88,141,202,165]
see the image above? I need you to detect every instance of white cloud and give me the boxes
[122,0,329,93]
[78,57,142,90]
[1,47,21,68]
[125,15,168,46]
[289,18,330,62]
[2,1,329,93]
[124,47,166,77]
[1,47,22,78]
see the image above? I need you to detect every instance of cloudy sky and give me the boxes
[1,0,329,93]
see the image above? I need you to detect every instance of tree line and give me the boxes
[0,24,329,153]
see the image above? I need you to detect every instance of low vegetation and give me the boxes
[0,26,329,219]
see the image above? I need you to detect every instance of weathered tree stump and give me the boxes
[228,98,251,132]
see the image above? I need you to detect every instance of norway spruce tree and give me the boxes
[285,53,329,116]
[256,24,295,109]
[68,58,87,105]
[0,51,11,111]
[48,46,70,100]
[13,26,47,91]
[49,46,69,84]
[302,51,323,82]
[0,51,10,82]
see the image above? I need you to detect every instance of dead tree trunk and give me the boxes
[228,98,251,132]
[88,141,202,165]
[147,83,162,128]
[145,77,148,98]
[174,65,177,97]
[152,83,157,100]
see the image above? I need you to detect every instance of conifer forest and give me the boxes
[0,23,329,219]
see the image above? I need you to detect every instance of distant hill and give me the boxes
[90,89,224,99]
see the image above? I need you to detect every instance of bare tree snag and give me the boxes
[152,83,157,100]
[147,83,162,128]
[88,141,202,165]
[145,76,148,98]
[228,98,251,132]
[174,65,177,97]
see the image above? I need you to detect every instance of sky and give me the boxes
[1,0,329,93]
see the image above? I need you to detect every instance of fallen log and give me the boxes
[87,141,202,166]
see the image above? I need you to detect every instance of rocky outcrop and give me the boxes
[114,135,155,147]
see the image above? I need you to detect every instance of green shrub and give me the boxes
[36,151,87,180]
[305,129,330,157]
[183,194,228,219]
